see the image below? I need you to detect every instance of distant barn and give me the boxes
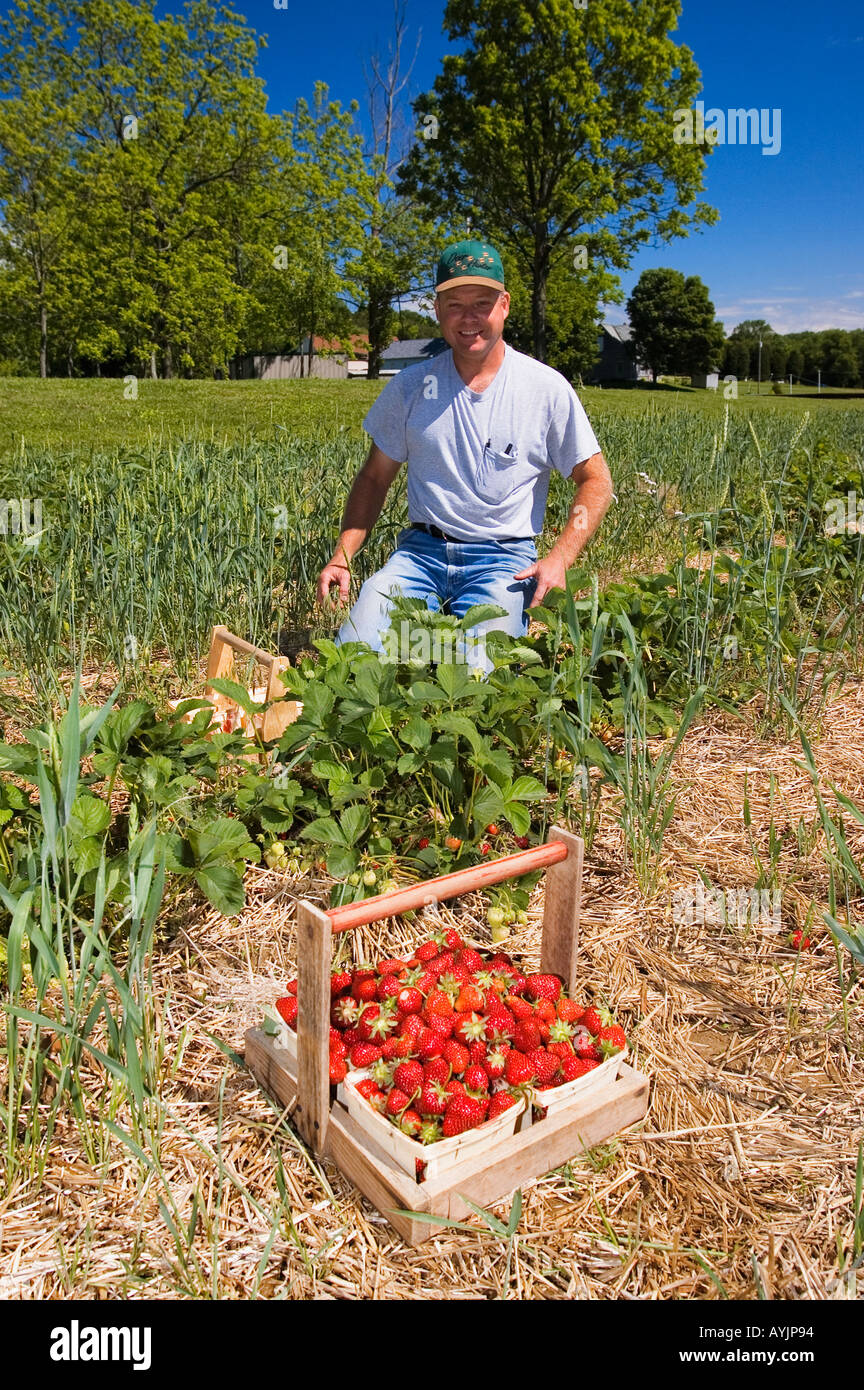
[379,338,449,375]
[230,335,371,381]
[587,323,651,385]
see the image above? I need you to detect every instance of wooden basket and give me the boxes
[245,829,650,1244]
[169,626,301,745]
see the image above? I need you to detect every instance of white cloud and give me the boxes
[717,297,864,333]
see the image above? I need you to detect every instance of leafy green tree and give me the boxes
[398,0,717,361]
[786,346,804,382]
[722,337,751,381]
[626,268,724,381]
[822,331,859,388]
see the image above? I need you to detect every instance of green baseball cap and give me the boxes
[435,240,505,293]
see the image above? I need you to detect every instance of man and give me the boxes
[317,240,612,666]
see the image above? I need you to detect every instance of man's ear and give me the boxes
[434,295,441,322]
[501,292,510,321]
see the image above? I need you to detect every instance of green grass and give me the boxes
[1,375,861,456]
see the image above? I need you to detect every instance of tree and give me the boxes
[722,337,751,381]
[398,0,718,361]
[626,268,724,381]
[350,3,444,378]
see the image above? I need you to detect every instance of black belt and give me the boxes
[410,522,533,543]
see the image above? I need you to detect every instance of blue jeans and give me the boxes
[335,527,538,671]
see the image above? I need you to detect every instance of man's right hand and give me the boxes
[316,558,351,607]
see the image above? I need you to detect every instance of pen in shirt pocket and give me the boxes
[485,440,516,455]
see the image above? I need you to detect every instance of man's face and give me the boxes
[435,285,510,359]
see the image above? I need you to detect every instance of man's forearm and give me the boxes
[546,454,613,569]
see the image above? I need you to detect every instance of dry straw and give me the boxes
[1,671,862,1300]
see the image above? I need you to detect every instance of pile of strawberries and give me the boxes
[275,925,627,1147]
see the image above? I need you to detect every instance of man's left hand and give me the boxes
[512,552,568,609]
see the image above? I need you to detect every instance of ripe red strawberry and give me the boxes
[504,1051,534,1085]
[442,1094,486,1137]
[556,997,584,1024]
[329,1054,348,1084]
[355,1004,390,1041]
[487,1090,517,1120]
[330,970,351,996]
[385,1087,410,1117]
[382,1035,413,1061]
[330,995,360,1028]
[426,1011,454,1039]
[561,1056,599,1081]
[468,1040,488,1066]
[506,995,534,1021]
[353,978,379,1003]
[423,1056,450,1085]
[416,1026,444,1060]
[534,1000,557,1025]
[329,1029,347,1055]
[547,1040,573,1060]
[599,1025,627,1057]
[377,957,408,976]
[442,1039,470,1074]
[415,940,439,961]
[458,947,484,973]
[485,1011,516,1043]
[354,1078,386,1110]
[341,1026,361,1049]
[513,1019,542,1053]
[484,1045,509,1081]
[399,1013,426,1043]
[349,1041,382,1069]
[505,971,527,995]
[276,997,298,1028]
[464,1065,489,1093]
[377,974,403,1001]
[285,980,298,996]
[399,1108,423,1137]
[574,1035,603,1062]
[453,1011,487,1045]
[527,1048,561,1085]
[418,1080,449,1117]
[514,835,530,850]
[393,1060,423,1096]
[441,928,464,950]
[525,973,562,1003]
[417,838,430,849]
[396,986,423,1016]
[582,1005,613,1036]
[424,989,454,1018]
[444,1078,466,1100]
[455,984,483,1014]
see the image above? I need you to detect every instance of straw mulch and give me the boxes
[1,682,862,1300]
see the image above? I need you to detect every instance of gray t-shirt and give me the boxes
[362,343,602,541]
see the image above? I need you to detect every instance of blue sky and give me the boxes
[6,0,863,334]
[243,0,864,334]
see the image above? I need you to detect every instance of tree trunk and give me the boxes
[150,348,158,380]
[164,342,174,379]
[67,344,74,377]
[531,225,550,362]
[40,301,48,379]
[367,284,391,380]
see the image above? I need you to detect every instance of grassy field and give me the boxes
[1,375,861,454]
[0,377,862,1301]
